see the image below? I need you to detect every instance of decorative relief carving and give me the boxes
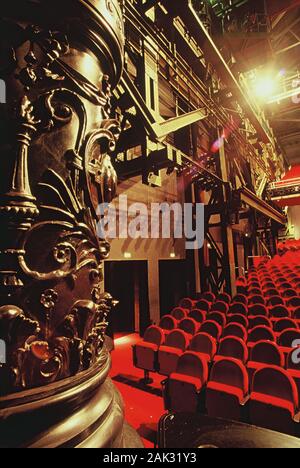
[0,0,124,395]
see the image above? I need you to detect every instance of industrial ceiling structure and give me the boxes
[205,0,300,167]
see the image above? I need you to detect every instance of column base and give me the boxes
[0,350,143,448]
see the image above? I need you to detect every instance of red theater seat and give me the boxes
[188,309,206,324]
[247,341,285,384]
[250,341,285,367]
[273,318,298,333]
[278,329,300,348]
[195,299,211,313]
[229,302,248,316]
[232,294,248,305]
[227,314,249,329]
[248,289,263,298]
[264,289,279,298]
[269,305,290,319]
[171,307,188,321]
[223,323,247,341]
[287,297,300,309]
[178,317,199,335]
[207,312,226,328]
[217,336,248,363]
[248,316,272,329]
[249,366,299,435]
[200,320,222,341]
[283,290,298,299]
[164,352,209,413]
[248,326,276,344]
[158,329,190,376]
[211,301,229,314]
[179,298,194,310]
[206,358,249,421]
[201,292,216,304]
[294,307,300,320]
[249,295,265,306]
[159,315,178,332]
[133,326,165,373]
[217,293,231,304]
[267,296,284,307]
[248,304,268,317]
[188,332,217,361]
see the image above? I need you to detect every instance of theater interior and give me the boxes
[2,0,300,450]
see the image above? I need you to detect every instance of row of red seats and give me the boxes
[133,324,300,435]
[164,352,300,436]
[133,251,300,436]
[133,316,300,378]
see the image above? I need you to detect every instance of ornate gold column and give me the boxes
[0,0,138,448]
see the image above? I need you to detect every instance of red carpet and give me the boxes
[110,334,165,448]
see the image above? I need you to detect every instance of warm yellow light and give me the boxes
[254,77,277,99]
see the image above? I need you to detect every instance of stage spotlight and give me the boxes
[254,76,277,99]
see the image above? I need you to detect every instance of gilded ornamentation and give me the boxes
[0,0,124,395]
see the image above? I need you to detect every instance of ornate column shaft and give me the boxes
[0,0,137,448]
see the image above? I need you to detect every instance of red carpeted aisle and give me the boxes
[110,334,165,448]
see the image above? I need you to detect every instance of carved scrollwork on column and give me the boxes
[0,0,124,396]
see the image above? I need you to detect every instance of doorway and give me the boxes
[159,260,188,317]
[104,261,150,337]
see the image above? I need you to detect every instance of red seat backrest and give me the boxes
[218,336,248,362]
[248,304,268,317]
[223,323,247,341]
[144,326,165,345]
[188,309,206,324]
[227,314,249,329]
[165,329,189,351]
[172,307,188,321]
[269,305,290,318]
[217,293,231,304]
[201,292,216,303]
[178,317,198,335]
[273,318,298,333]
[195,299,210,312]
[207,312,226,328]
[176,351,208,382]
[248,295,265,306]
[248,315,272,329]
[248,326,275,343]
[159,315,177,331]
[179,298,194,310]
[232,294,248,305]
[267,296,284,307]
[189,332,217,359]
[252,366,298,408]
[250,340,284,367]
[279,328,300,347]
[211,301,229,314]
[200,320,222,340]
[294,307,300,319]
[287,296,300,308]
[210,358,248,394]
[229,302,248,316]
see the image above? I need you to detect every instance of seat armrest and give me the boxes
[293,411,300,423]
[241,394,250,406]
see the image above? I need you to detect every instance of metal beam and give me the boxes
[238,187,286,224]
[275,39,300,55]
[119,70,207,142]
[273,16,300,43]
